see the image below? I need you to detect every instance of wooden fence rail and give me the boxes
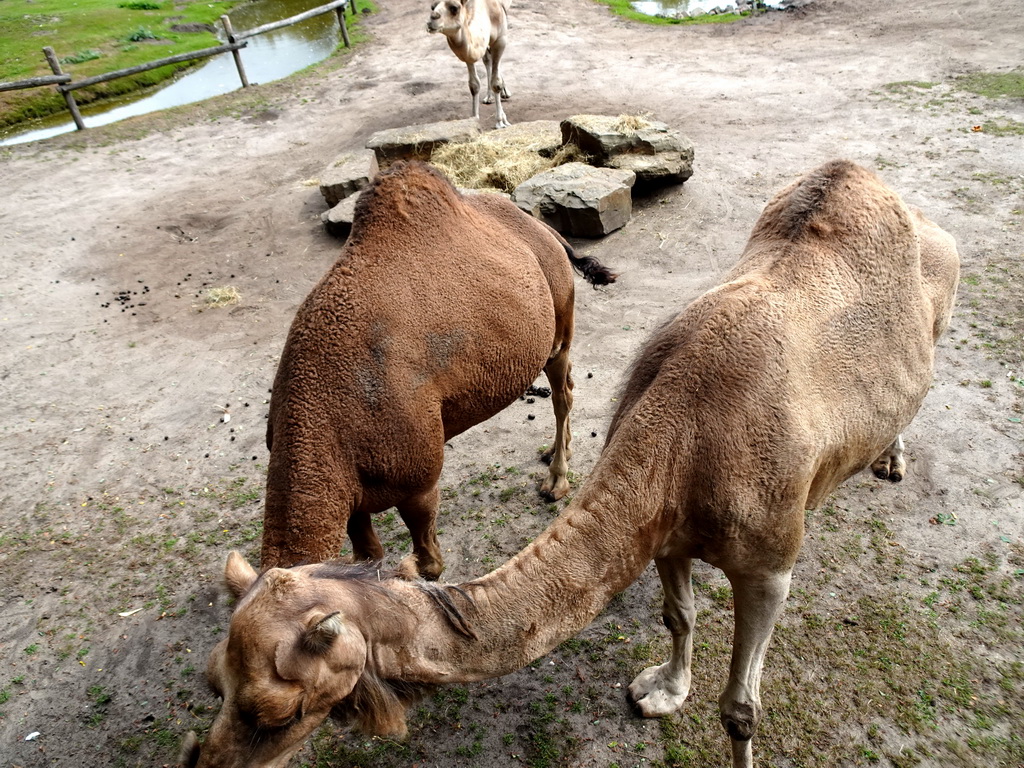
[0,74,71,93]
[0,0,359,134]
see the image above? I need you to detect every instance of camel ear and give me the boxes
[302,611,346,655]
[224,551,258,598]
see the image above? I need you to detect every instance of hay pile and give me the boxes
[431,123,588,194]
[203,286,240,308]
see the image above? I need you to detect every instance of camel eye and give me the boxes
[448,4,458,13]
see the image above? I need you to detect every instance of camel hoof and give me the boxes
[398,553,444,581]
[539,475,569,501]
[628,664,690,717]
[871,457,905,483]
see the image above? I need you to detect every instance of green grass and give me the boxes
[0,0,242,128]
[593,0,754,25]
[978,118,1024,136]
[955,69,1024,100]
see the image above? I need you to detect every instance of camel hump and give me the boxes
[753,159,908,245]
[351,160,463,235]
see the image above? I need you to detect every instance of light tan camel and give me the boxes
[260,160,615,578]
[182,160,959,768]
[427,0,511,129]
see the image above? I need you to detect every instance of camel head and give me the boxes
[427,0,466,35]
[182,553,414,768]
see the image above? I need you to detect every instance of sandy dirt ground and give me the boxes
[0,0,1022,766]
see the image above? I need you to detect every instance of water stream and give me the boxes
[1,0,344,146]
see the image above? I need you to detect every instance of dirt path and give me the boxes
[1,1,1021,766]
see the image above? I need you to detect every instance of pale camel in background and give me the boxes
[183,160,959,768]
[428,0,512,128]
[260,160,615,577]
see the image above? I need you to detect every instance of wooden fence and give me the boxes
[0,0,359,132]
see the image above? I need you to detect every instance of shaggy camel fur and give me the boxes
[260,160,615,577]
[184,161,959,768]
[427,0,512,129]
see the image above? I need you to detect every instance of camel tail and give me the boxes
[565,243,617,287]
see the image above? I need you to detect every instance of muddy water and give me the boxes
[1,0,346,146]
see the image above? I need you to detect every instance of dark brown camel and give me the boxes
[260,160,615,578]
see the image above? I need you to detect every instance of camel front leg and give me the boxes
[396,484,444,580]
[539,346,573,500]
[870,433,906,482]
[629,556,695,715]
[466,61,481,119]
[718,570,791,768]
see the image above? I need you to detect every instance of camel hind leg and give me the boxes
[346,507,384,563]
[481,50,511,103]
[396,484,444,580]
[871,434,906,482]
[539,344,573,501]
[483,41,510,128]
[629,556,696,716]
[718,570,792,768]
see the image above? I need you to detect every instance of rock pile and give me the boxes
[318,115,695,239]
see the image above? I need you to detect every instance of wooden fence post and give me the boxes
[336,5,351,47]
[221,15,249,88]
[42,46,85,131]
[349,0,358,14]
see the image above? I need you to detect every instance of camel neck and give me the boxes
[372,451,670,683]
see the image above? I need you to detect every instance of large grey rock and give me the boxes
[605,151,694,187]
[365,118,482,166]
[321,193,361,238]
[319,149,377,208]
[561,114,695,187]
[512,162,635,238]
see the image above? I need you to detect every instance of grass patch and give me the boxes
[955,69,1024,100]
[978,118,1024,136]
[0,0,242,129]
[883,80,937,93]
[593,0,754,25]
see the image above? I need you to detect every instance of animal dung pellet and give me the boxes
[591,431,598,437]
[527,397,535,404]
[587,372,593,378]
[527,414,535,420]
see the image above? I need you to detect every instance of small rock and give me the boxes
[318,149,378,208]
